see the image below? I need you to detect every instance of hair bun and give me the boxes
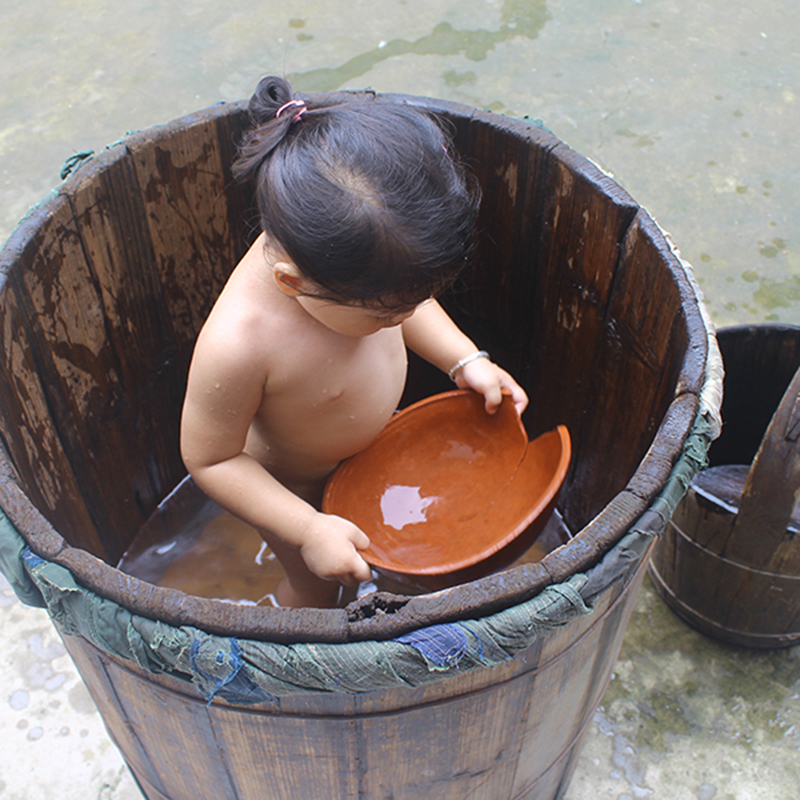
[249,76,294,124]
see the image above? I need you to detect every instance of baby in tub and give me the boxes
[180,76,528,608]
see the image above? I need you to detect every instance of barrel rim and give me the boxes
[0,94,719,643]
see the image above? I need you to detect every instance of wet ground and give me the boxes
[2,570,798,799]
[1,0,799,797]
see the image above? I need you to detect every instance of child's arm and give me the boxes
[402,300,528,415]
[180,327,372,588]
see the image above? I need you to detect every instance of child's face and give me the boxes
[268,243,420,336]
[296,295,417,337]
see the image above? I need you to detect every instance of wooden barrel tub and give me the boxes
[649,324,800,649]
[0,94,720,799]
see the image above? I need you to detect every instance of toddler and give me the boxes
[181,77,528,608]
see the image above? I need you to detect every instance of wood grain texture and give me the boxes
[53,554,651,800]
[0,97,706,641]
[650,324,800,648]
[0,95,714,798]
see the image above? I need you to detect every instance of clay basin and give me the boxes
[323,390,571,590]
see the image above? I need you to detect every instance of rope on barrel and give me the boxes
[60,150,95,180]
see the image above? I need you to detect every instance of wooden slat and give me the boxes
[516,145,640,531]
[213,709,361,800]
[102,656,239,799]
[60,635,170,797]
[724,365,800,570]
[709,324,800,467]
[60,146,183,560]
[10,186,168,562]
[0,222,102,551]
[0,201,114,557]
[126,109,247,348]
[564,210,691,527]
[445,111,558,391]
[651,512,800,646]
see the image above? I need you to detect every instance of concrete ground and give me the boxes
[1,568,797,799]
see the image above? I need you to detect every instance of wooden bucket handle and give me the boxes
[724,363,800,568]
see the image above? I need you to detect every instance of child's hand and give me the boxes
[299,512,373,587]
[455,357,529,416]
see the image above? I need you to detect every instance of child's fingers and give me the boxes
[301,513,372,586]
[456,360,500,412]
[458,360,528,415]
[351,527,371,551]
[336,552,373,587]
[503,378,529,415]
[468,379,501,414]
[351,555,373,584]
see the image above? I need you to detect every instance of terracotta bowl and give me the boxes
[323,390,571,590]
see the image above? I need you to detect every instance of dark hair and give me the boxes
[233,76,481,308]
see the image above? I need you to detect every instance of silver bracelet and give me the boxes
[448,350,490,381]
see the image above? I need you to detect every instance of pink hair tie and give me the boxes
[275,99,307,123]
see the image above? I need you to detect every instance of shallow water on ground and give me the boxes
[2,0,799,327]
[1,1,799,798]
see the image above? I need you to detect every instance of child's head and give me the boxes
[233,76,481,311]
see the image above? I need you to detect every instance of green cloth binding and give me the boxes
[0,413,714,704]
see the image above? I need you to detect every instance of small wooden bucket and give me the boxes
[649,324,800,648]
[0,94,718,799]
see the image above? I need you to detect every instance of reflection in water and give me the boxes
[441,440,480,460]
[380,484,438,530]
[118,475,570,604]
[118,489,284,607]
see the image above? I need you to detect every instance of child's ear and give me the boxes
[273,262,306,296]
